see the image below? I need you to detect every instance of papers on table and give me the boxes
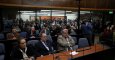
[69,51,79,55]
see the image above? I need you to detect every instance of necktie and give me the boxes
[42,42,49,51]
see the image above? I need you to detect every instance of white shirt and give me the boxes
[19,47,28,59]
[42,41,49,51]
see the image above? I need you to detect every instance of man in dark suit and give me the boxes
[10,38,35,60]
[35,33,53,57]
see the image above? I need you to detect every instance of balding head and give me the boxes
[62,29,69,38]
[62,29,68,33]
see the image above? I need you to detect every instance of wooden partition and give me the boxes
[0,0,115,10]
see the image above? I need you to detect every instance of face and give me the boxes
[41,33,47,42]
[19,39,26,49]
[12,29,17,33]
[62,29,69,38]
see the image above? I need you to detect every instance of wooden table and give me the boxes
[36,44,110,60]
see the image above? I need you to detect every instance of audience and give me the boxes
[0,15,114,60]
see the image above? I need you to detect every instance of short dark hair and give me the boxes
[17,37,26,44]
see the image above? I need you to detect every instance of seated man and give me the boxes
[57,29,75,51]
[35,33,53,57]
[10,38,35,60]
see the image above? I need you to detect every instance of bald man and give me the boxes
[57,29,75,51]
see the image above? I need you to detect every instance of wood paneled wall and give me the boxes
[0,0,115,10]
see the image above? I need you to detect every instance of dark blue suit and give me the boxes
[35,40,53,57]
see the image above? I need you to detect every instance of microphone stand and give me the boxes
[52,47,60,60]
[66,37,74,60]
[69,45,73,60]
[51,47,56,60]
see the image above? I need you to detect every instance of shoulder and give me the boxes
[12,46,19,51]
[27,45,33,49]
[58,35,63,38]
[46,40,52,44]
[11,46,21,53]
[68,35,72,38]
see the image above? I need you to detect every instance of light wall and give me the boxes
[16,14,30,21]
[16,13,77,21]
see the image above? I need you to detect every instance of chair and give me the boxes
[20,32,27,38]
[0,43,5,60]
[72,45,78,50]
[78,38,90,48]
[72,37,77,44]
[0,55,4,60]
[0,33,5,40]
[27,40,39,48]
[70,29,77,36]
[35,30,39,36]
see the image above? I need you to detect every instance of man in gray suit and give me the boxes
[57,29,75,51]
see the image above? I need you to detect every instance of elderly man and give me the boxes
[57,29,75,51]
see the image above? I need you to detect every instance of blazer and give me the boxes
[10,46,35,60]
[57,35,75,51]
[35,40,53,57]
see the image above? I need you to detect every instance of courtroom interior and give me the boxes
[0,0,115,60]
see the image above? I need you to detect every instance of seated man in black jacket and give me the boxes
[10,37,35,60]
[35,33,53,57]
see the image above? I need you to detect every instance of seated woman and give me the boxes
[10,37,35,60]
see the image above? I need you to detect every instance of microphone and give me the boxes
[68,45,73,60]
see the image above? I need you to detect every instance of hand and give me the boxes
[29,57,34,60]
[24,58,29,60]
[49,54,51,55]
[40,55,43,57]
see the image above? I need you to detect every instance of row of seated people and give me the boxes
[0,28,28,40]
[9,29,89,60]
[0,26,77,51]
[0,24,78,41]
